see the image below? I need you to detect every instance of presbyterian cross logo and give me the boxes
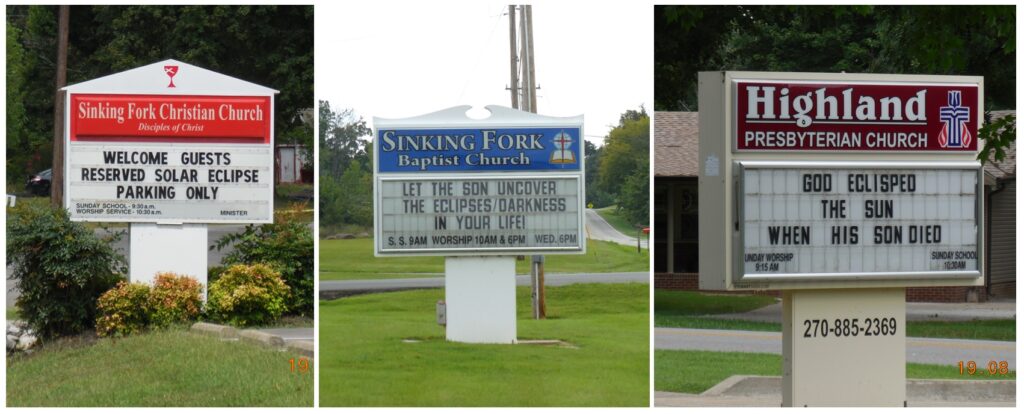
[550,130,577,164]
[164,65,179,88]
[938,90,971,148]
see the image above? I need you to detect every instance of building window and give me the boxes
[654,178,699,273]
[654,184,668,272]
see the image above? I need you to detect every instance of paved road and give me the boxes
[656,375,1015,407]
[320,271,649,295]
[7,224,248,308]
[259,327,314,345]
[585,209,648,248]
[655,327,1016,370]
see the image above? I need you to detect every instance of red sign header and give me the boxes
[735,81,979,151]
[70,94,271,144]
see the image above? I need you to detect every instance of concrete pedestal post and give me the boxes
[782,288,906,406]
[130,223,208,298]
[444,256,517,343]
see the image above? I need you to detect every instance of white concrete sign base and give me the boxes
[129,223,208,298]
[444,256,517,343]
[783,288,906,406]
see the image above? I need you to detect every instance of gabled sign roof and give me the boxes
[62,59,278,95]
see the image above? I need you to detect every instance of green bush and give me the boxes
[207,263,289,327]
[207,265,227,286]
[149,272,203,328]
[6,204,126,339]
[214,205,313,316]
[96,281,151,337]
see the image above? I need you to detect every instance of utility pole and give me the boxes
[51,5,69,207]
[524,5,537,112]
[507,5,519,109]
[509,5,545,319]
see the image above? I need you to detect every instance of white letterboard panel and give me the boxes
[67,142,272,223]
[378,176,583,253]
[739,164,980,279]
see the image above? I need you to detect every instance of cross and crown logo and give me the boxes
[938,90,971,148]
[550,130,577,164]
[164,65,179,88]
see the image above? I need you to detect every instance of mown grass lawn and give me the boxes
[905,320,1016,341]
[655,290,1016,341]
[319,283,649,406]
[655,289,777,315]
[594,205,646,236]
[6,329,312,407]
[319,238,649,280]
[655,350,1016,394]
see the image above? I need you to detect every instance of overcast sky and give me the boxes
[316,1,652,146]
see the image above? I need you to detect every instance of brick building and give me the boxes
[653,111,1016,302]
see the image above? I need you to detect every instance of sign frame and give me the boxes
[376,174,585,255]
[62,59,278,225]
[698,71,985,291]
[730,78,981,154]
[732,160,983,285]
[372,105,586,257]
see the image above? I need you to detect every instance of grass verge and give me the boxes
[6,329,312,406]
[655,290,1016,341]
[655,289,776,315]
[655,350,1016,394]
[319,238,649,280]
[319,283,649,406]
[594,205,646,236]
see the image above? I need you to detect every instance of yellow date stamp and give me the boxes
[289,357,310,374]
[958,360,1010,376]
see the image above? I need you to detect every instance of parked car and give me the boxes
[26,168,51,196]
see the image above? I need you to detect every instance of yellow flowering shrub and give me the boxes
[96,281,151,337]
[149,272,203,327]
[207,263,290,327]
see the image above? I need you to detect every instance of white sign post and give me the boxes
[62,60,277,297]
[373,106,585,343]
[698,72,984,406]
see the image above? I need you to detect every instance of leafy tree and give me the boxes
[318,101,374,230]
[656,5,1015,165]
[320,161,373,228]
[656,5,1015,111]
[6,23,32,181]
[979,113,1016,164]
[319,101,372,178]
[6,6,58,183]
[654,5,747,112]
[584,140,613,207]
[618,157,650,228]
[599,108,649,201]
[596,107,650,225]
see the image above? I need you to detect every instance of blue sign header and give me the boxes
[376,127,582,173]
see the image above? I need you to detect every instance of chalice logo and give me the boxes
[164,65,179,88]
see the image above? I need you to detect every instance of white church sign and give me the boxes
[61,59,278,293]
[64,60,276,224]
[373,105,586,256]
